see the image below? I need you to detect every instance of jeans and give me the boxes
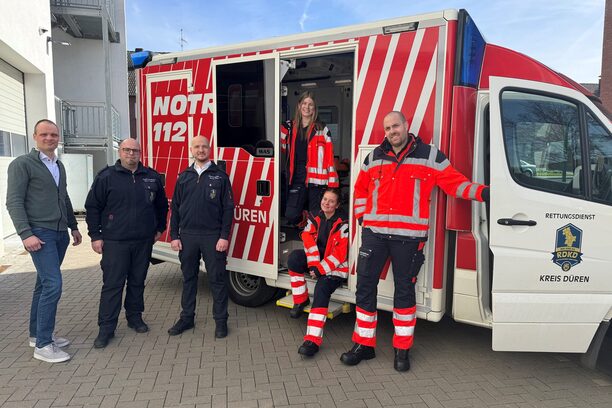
[28,227,70,348]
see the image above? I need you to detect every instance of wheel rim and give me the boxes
[229,271,261,296]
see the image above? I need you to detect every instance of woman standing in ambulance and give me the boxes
[286,188,348,357]
[281,91,339,226]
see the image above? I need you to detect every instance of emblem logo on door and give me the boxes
[551,223,583,271]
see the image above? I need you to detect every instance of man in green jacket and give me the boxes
[6,119,82,363]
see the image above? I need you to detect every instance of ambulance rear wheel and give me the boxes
[228,271,276,307]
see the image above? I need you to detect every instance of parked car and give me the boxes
[520,160,537,176]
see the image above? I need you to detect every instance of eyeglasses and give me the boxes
[121,148,141,154]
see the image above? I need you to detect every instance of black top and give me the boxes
[170,162,235,240]
[292,126,309,185]
[315,210,342,256]
[85,161,168,241]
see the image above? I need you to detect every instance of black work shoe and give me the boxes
[289,298,310,319]
[167,319,194,336]
[93,332,114,349]
[127,316,149,333]
[298,340,319,357]
[215,321,228,339]
[340,343,376,366]
[394,348,410,372]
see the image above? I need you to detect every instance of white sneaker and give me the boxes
[33,343,71,363]
[29,335,70,348]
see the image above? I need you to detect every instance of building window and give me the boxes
[0,130,27,157]
[0,131,11,156]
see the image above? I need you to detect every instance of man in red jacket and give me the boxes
[341,111,489,372]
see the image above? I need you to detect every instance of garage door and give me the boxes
[0,58,27,238]
[0,58,27,157]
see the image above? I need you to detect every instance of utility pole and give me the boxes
[180,29,188,51]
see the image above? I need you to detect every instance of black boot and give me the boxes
[215,321,228,339]
[394,348,410,372]
[340,343,375,366]
[298,340,319,357]
[290,298,310,319]
[167,319,194,336]
[127,315,149,333]
[93,331,115,349]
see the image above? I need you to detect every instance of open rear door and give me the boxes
[212,55,279,279]
[489,76,612,352]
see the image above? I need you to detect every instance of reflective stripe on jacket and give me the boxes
[281,121,339,187]
[301,212,348,279]
[354,135,486,240]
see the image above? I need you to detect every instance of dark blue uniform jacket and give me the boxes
[170,162,234,240]
[85,161,168,241]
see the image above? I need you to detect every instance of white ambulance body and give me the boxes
[136,9,612,357]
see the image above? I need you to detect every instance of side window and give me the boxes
[587,113,612,204]
[500,91,583,197]
[216,60,275,157]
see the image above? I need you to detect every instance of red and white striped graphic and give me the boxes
[219,147,275,265]
[349,26,441,280]
[139,26,443,275]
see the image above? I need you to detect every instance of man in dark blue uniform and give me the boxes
[167,135,234,339]
[85,138,168,348]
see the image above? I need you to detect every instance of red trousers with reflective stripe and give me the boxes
[392,306,416,349]
[352,306,377,347]
[304,307,327,345]
[289,270,309,304]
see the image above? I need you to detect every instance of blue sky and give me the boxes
[125,0,605,83]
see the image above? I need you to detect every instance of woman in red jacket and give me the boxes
[286,188,349,357]
[281,92,339,226]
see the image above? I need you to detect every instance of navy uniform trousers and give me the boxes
[98,238,154,334]
[178,233,229,323]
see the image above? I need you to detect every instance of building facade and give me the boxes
[0,0,128,254]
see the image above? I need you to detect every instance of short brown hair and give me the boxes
[33,119,58,134]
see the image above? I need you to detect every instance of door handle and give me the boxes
[497,218,537,226]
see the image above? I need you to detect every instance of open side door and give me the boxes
[489,76,612,352]
[212,55,279,279]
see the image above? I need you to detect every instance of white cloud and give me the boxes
[299,0,313,31]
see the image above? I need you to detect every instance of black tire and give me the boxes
[227,270,277,307]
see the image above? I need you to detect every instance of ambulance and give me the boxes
[135,9,612,360]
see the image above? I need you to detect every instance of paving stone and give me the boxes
[0,220,610,408]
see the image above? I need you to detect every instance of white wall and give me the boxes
[52,0,129,139]
[0,0,55,254]
[0,0,55,140]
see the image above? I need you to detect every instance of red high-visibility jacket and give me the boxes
[301,212,349,279]
[354,135,486,240]
[280,121,339,187]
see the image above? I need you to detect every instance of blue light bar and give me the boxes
[456,10,486,88]
[131,51,152,69]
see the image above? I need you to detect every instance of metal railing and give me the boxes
[111,106,120,142]
[50,0,116,31]
[55,97,76,141]
[55,98,121,145]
